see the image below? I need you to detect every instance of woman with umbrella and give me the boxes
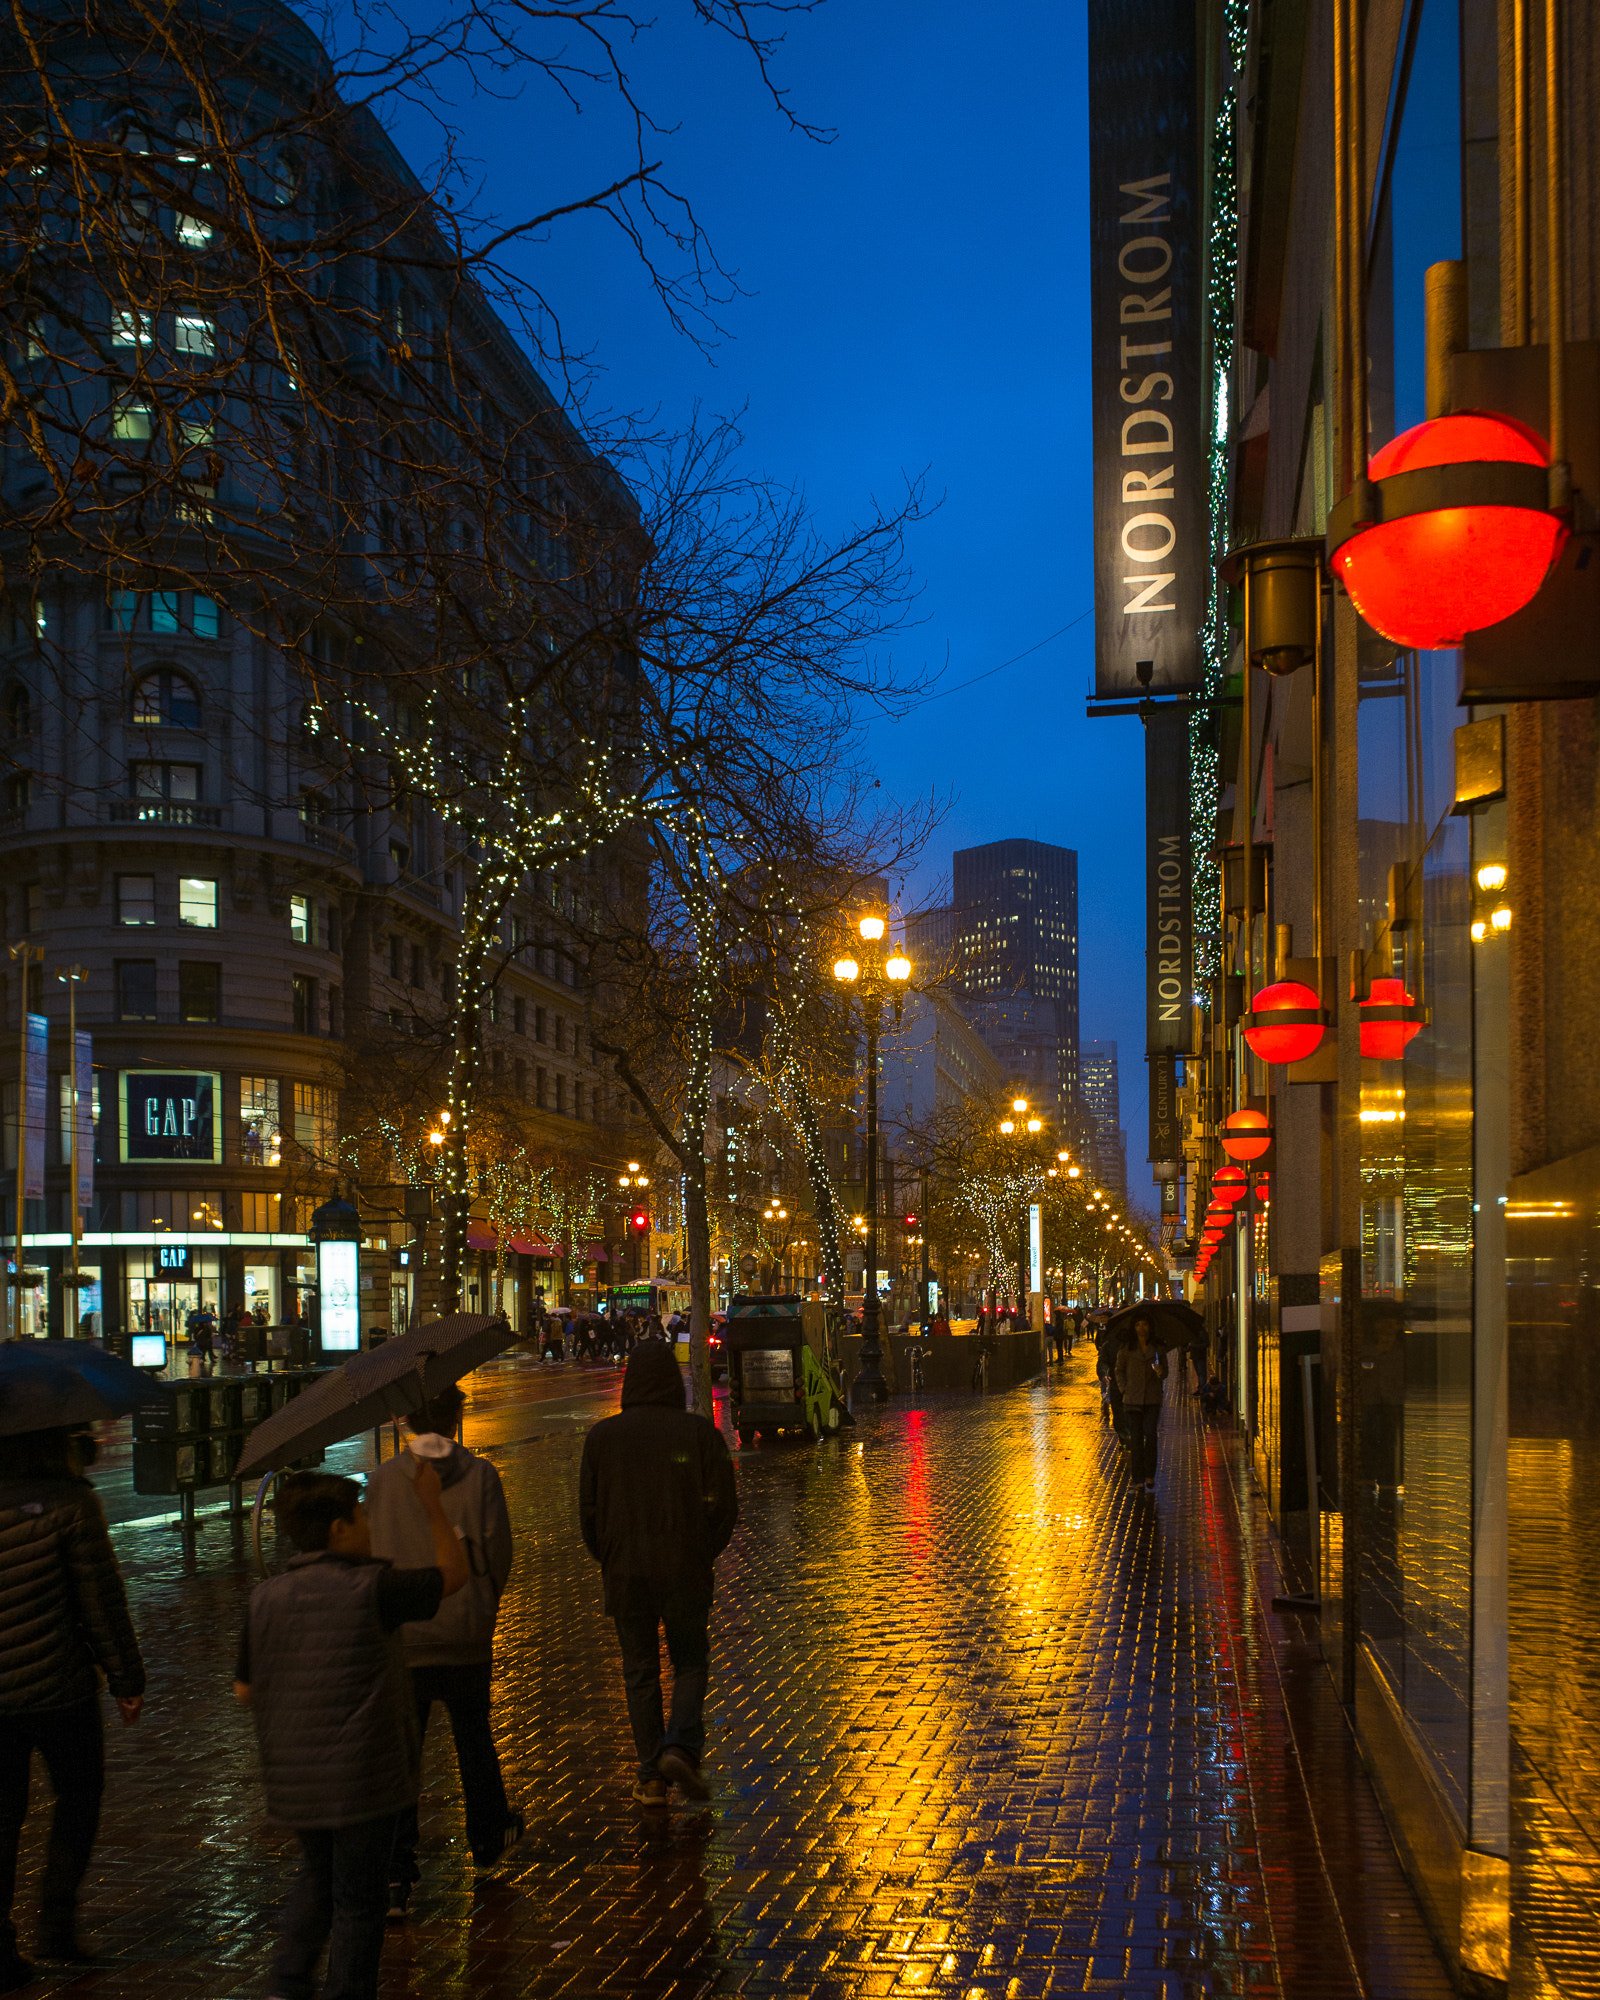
[0,1416,147,1990]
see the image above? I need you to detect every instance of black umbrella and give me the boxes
[0,1340,175,1436]
[232,1312,517,1481]
[1106,1299,1207,1349]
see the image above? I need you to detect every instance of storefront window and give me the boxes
[244,1260,279,1325]
[125,1247,222,1339]
[240,1076,281,1166]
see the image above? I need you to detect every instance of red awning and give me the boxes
[579,1243,609,1264]
[465,1224,497,1251]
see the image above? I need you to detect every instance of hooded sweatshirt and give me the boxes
[578,1343,738,1616]
[364,1437,513,1666]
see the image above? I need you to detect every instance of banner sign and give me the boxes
[1146,708,1192,1055]
[1029,1204,1043,1297]
[1149,1048,1181,1164]
[23,1013,46,1200]
[73,1033,93,1214]
[1088,0,1206,695]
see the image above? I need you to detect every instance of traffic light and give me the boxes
[630,1210,650,1235]
[903,1212,919,1229]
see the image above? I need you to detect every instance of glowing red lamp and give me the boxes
[1359,977,1427,1059]
[1241,981,1327,1065]
[1329,411,1565,650]
[1212,1166,1248,1205]
[1222,1109,1272,1162]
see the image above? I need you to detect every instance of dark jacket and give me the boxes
[0,1474,145,1713]
[579,1344,737,1616]
[365,1441,512,1666]
[245,1554,420,1829]
[1115,1341,1168,1408]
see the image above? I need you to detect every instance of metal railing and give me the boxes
[109,800,224,828]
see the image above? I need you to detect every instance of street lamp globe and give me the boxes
[886,953,911,981]
[1027,1119,1042,1134]
[999,1119,1015,1135]
[1012,1097,1028,1114]
[833,956,860,983]
[858,915,886,941]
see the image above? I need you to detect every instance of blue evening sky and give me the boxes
[382,0,1147,1180]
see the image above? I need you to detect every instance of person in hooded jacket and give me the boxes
[0,1427,144,1992]
[579,1343,738,1806]
[363,1385,520,1918]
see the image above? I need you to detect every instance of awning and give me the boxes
[579,1243,609,1264]
[509,1234,557,1258]
[465,1224,497,1251]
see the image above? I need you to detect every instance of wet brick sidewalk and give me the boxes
[9,1350,1456,1998]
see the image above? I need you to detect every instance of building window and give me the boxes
[555,1075,567,1114]
[328,987,342,1036]
[3,685,29,740]
[409,945,423,989]
[112,397,153,442]
[192,595,220,639]
[107,590,138,633]
[292,1082,336,1156]
[514,1057,526,1098]
[111,307,152,347]
[240,1190,281,1233]
[536,1066,547,1108]
[326,905,340,952]
[487,987,499,1026]
[554,1016,565,1053]
[23,883,40,934]
[574,1080,584,1120]
[178,962,220,1022]
[179,877,216,927]
[132,761,200,801]
[175,313,214,356]
[513,997,525,1035]
[389,935,402,979]
[130,668,201,728]
[117,875,156,926]
[290,895,315,946]
[240,1077,280,1166]
[116,960,157,1020]
[150,591,180,633]
[292,976,315,1033]
[535,1007,547,1044]
[2,775,29,818]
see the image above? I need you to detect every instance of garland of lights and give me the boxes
[1191,0,1246,987]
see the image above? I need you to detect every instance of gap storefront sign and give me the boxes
[119,1072,222,1164]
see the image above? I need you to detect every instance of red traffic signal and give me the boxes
[630,1211,649,1234]
[903,1213,919,1229]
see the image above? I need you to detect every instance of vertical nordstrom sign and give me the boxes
[1088,0,1205,696]
[1146,708,1191,1162]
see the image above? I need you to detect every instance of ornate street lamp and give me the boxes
[832,914,911,1401]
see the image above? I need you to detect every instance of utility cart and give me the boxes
[726,1293,825,1445]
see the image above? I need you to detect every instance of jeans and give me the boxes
[613,1601,710,1780]
[272,1812,400,2000]
[389,1663,510,1880]
[1130,1403,1162,1484]
[0,1696,105,1954]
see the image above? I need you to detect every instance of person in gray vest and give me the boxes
[234,1467,466,2000]
[364,1385,520,1919]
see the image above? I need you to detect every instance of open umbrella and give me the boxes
[232,1312,516,1481]
[1106,1299,1207,1350]
[0,1340,174,1436]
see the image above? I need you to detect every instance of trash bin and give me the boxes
[726,1293,812,1446]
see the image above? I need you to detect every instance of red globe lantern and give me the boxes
[1222,1109,1272,1162]
[1329,411,1565,649]
[1212,1166,1248,1205]
[1254,1179,1271,1203]
[1241,981,1327,1064]
[1359,976,1428,1059]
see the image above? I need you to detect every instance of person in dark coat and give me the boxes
[579,1343,737,1806]
[235,1467,467,2000]
[0,1427,145,1990]
[1116,1316,1169,1495]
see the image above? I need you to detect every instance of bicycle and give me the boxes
[970,1332,997,1393]
[905,1342,928,1392]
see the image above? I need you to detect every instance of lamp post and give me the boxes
[833,915,911,1401]
[997,1097,1042,1320]
[57,964,88,1337]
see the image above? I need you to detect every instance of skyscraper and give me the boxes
[1078,1042,1126,1200]
[911,839,1080,1129]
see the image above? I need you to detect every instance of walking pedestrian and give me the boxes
[579,1343,738,1806]
[1070,1303,1085,1354]
[0,1426,145,1990]
[234,1466,468,2000]
[1092,1312,1118,1429]
[1049,1309,1066,1366]
[1116,1316,1168,1495]
[365,1385,522,1918]
[186,1302,217,1372]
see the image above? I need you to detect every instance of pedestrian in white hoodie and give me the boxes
[363,1386,520,1918]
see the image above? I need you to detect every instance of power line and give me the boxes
[920,606,1093,706]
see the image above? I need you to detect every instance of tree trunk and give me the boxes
[684,1167,715,1418]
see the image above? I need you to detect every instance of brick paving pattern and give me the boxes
[10,1350,1455,1998]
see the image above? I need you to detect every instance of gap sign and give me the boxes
[120,1072,221,1164]
[1088,0,1205,695]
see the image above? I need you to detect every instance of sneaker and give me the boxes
[386,1882,410,1924]
[632,1777,669,1807]
[472,1809,527,1872]
[657,1746,711,1801]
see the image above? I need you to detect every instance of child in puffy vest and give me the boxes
[234,1468,466,2000]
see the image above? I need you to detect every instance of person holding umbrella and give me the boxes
[0,1426,145,1989]
[1115,1314,1168,1496]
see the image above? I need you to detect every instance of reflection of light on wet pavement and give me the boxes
[7,1352,1457,1997]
